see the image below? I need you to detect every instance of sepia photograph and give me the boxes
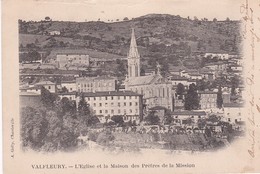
[2,0,260,173]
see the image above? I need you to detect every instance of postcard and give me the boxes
[2,0,260,173]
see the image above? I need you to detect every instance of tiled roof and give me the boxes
[126,74,170,86]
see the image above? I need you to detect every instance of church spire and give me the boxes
[127,28,140,78]
[128,28,140,58]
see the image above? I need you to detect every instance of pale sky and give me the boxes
[18,0,242,22]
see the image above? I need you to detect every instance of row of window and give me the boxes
[94,109,139,114]
[77,81,114,88]
[92,102,139,107]
[84,96,138,101]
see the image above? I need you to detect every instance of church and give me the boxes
[125,28,174,111]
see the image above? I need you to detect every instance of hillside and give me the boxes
[19,14,242,65]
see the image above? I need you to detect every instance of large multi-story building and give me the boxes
[58,91,143,123]
[125,28,173,111]
[76,76,117,92]
[56,53,90,68]
[198,91,218,110]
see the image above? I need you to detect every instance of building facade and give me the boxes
[125,28,173,111]
[76,76,117,92]
[198,91,218,110]
[56,53,90,68]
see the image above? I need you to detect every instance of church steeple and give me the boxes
[127,28,140,78]
[128,28,140,58]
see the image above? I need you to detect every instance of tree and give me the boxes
[144,111,160,125]
[111,115,124,126]
[226,17,230,22]
[41,86,58,108]
[77,94,94,130]
[27,50,41,62]
[213,18,217,22]
[217,86,223,109]
[59,97,76,115]
[184,84,200,110]
[164,109,173,125]
[115,59,127,77]
[176,83,185,95]
[45,16,51,21]
[123,17,129,21]
[20,107,48,150]
[21,107,79,152]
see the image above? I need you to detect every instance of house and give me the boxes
[19,86,42,94]
[171,111,207,125]
[58,91,143,123]
[76,76,117,93]
[222,103,244,124]
[58,92,77,101]
[56,53,90,68]
[34,80,57,93]
[82,91,143,123]
[169,74,189,87]
[49,30,61,36]
[60,80,76,92]
[198,91,218,110]
[204,53,229,60]
[204,62,228,76]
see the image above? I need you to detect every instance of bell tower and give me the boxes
[127,28,140,78]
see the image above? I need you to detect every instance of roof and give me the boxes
[223,103,244,108]
[20,92,41,96]
[126,74,170,86]
[35,80,55,85]
[58,91,142,97]
[61,80,76,84]
[76,76,116,81]
[205,62,226,66]
[170,74,188,80]
[20,86,41,90]
[171,111,206,116]
[49,49,124,60]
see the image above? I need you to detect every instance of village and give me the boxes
[19,20,244,152]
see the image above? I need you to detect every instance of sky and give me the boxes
[18,0,243,22]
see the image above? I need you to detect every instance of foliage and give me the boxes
[40,86,58,108]
[77,94,97,130]
[217,86,223,108]
[19,50,41,63]
[111,115,124,126]
[176,83,185,95]
[184,84,200,110]
[144,111,160,125]
[115,59,127,77]
[164,109,173,125]
[20,107,79,152]
[96,131,115,146]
